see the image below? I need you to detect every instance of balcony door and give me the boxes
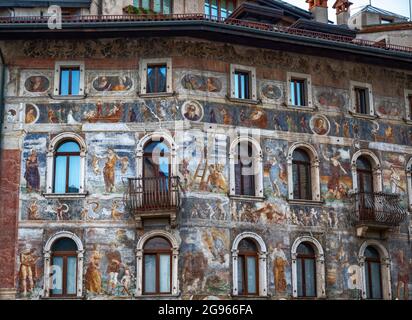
[356,156,374,221]
[143,139,171,208]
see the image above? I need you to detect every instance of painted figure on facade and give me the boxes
[395,250,410,300]
[93,76,132,92]
[19,247,39,296]
[24,76,49,93]
[271,243,288,294]
[24,149,40,193]
[390,166,405,194]
[311,115,330,135]
[206,164,228,193]
[85,245,103,294]
[181,74,221,92]
[94,148,128,193]
[27,199,40,220]
[106,243,122,295]
[182,101,203,122]
[25,104,37,124]
[322,149,348,198]
[6,108,17,123]
[182,251,208,293]
[261,83,282,100]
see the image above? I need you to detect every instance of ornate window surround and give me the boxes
[286,72,313,110]
[231,232,268,297]
[44,132,87,199]
[349,81,376,119]
[358,240,392,300]
[139,58,173,97]
[43,231,84,298]
[52,61,85,99]
[229,136,264,199]
[287,142,321,203]
[291,236,326,299]
[351,149,383,193]
[135,230,180,296]
[229,64,258,104]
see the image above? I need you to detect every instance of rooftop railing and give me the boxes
[0,13,411,54]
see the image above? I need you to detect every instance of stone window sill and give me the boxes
[287,104,315,112]
[49,94,87,100]
[227,96,260,105]
[43,193,88,200]
[403,118,412,125]
[139,92,174,99]
[349,111,378,120]
[230,194,265,202]
[287,198,324,206]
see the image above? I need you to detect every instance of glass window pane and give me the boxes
[51,238,77,251]
[297,258,303,297]
[68,156,80,193]
[144,255,156,293]
[142,0,150,9]
[238,239,257,252]
[57,141,80,153]
[159,254,171,293]
[54,156,67,193]
[370,262,382,299]
[365,262,371,298]
[246,256,257,294]
[66,256,77,295]
[290,82,296,105]
[205,0,210,16]
[154,0,161,13]
[211,0,218,17]
[163,0,171,14]
[71,70,80,95]
[297,243,315,255]
[144,237,171,250]
[51,256,63,295]
[234,73,240,98]
[304,258,316,297]
[60,70,70,95]
[296,82,302,106]
[237,256,244,294]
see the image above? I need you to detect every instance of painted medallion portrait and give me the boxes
[181,100,204,122]
[24,76,50,93]
[310,115,330,136]
[25,104,39,124]
[261,83,282,100]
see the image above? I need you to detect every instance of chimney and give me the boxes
[333,0,353,25]
[307,0,329,24]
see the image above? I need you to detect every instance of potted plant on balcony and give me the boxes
[122,5,157,15]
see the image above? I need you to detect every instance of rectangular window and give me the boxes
[59,67,80,96]
[147,64,167,93]
[66,256,77,295]
[144,254,156,293]
[51,256,64,296]
[234,71,250,100]
[290,78,307,106]
[205,0,236,19]
[246,256,257,294]
[159,254,171,293]
[355,87,370,114]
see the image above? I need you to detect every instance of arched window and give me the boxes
[229,137,263,198]
[231,232,268,297]
[143,237,172,294]
[291,236,325,298]
[136,230,180,296]
[46,133,87,196]
[292,149,312,200]
[296,242,317,297]
[237,238,259,296]
[356,156,374,193]
[50,238,78,297]
[364,246,383,299]
[287,143,320,202]
[54,141,81,193]
[235,142,255,196]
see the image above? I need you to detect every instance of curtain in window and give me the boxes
[66,256,77,295]
[147,66,167,93]
[159,254,171,293]
[54,156,67,193]
[51,256,63,295]
[246,256,257,294]
[237,256,244,294]
[304,258,316,297]
[144,255,156,293]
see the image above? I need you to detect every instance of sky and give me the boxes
[283,0,412,23]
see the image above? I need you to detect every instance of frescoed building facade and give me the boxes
[0,0,411,300]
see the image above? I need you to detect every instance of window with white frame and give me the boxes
[350,81,375,116]
[229,136,263,198]
[287,72,312,108]
[404,89,412,122]
[45,132,87,196]
[140,58,173,96]
[53,61,85,97]
[231,232,267,297]
[287,143,321,202]
[229,64,257,102]
[291,236,325,299]
[136,230,180,296]
[351,150,383,194]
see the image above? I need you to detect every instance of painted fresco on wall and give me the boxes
[231,200,287,224]
[264,139,289,199]
[315,88,347,111]
[87,132,135,195]
[24,76,50,93]
[181,73,222,93]
[182,194,229,221]
[181,100,204,122]
[25,104,39,124]
[18,247,41,297]
[24,149,41,193]
[375,96,403,119]
[92,76,133,92]
[310,115,330,136]
[392,249,411,300]
[260,81,283,102]
[21,133,47,193]
[269,242,290,295]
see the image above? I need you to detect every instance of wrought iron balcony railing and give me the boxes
[350,192,408,227]
[123,176,180,216]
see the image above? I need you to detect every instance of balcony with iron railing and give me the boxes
[0,13,412,54]
[350,192,408,237]
[123,176,180,229]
